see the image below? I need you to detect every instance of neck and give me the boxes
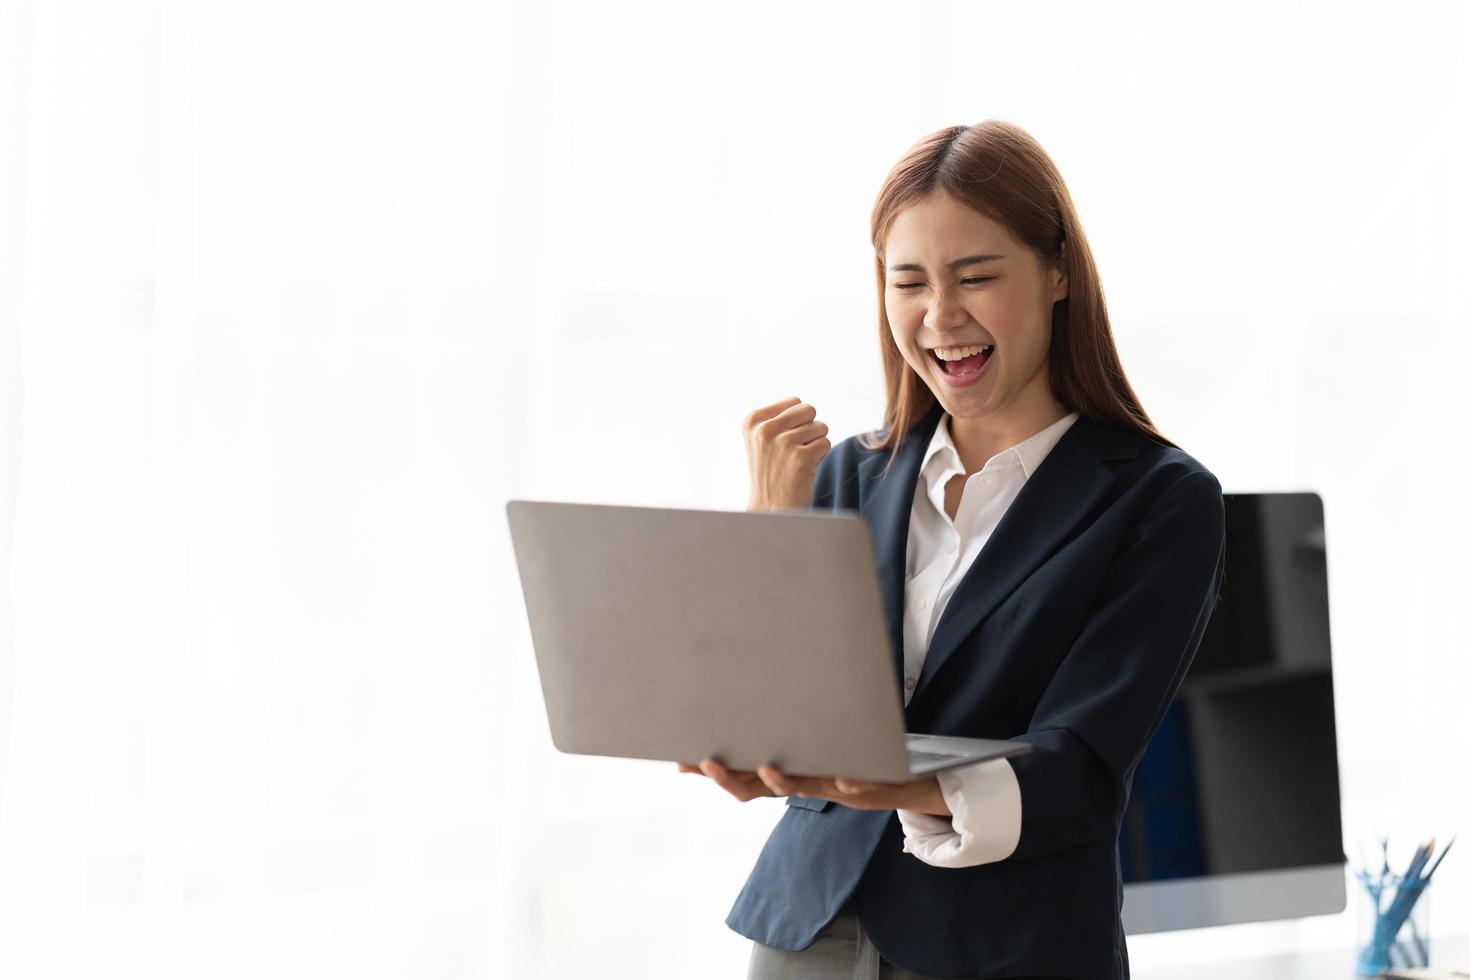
[946,390,1069,475]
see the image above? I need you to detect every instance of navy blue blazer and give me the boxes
[725,400,1227,979]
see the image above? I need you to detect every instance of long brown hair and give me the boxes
[860,120,1178,474]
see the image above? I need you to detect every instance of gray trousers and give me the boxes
[744,896,1067,979]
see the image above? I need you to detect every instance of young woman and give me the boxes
[678,120,1226,980]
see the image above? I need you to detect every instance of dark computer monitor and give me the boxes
[1121,492,1347,933]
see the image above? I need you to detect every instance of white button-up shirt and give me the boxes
[893,409,1080,867]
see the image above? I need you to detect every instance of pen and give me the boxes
[1421,834,1455,884]
[1400,838,1432,884]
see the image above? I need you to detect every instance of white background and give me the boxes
[2,1,1466,977]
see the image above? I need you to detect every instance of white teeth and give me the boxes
[932,344,993,361]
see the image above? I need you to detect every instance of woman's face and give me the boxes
[882,189,1067,422]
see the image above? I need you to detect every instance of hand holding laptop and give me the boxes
[676,757,950,816]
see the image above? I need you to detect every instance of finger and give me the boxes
[724,766,773,792]
[757,765,827,798]
[743,397,802,431]
[785,773,838,797]
[733,776,773,798]
[755,764,787,796]
[781,420,830,447]
[702,758,762,782]
[752,404,817,445]
[835,777,880,794]
[715,766,765,786]
[701,758,764,801]
[769,402,818,429]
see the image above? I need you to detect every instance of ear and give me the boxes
[1051,248,1068,303]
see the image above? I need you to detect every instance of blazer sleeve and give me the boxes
[809,436,851,511]
[1005,468,1227,862]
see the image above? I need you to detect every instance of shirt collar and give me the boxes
[920,409,1081,488]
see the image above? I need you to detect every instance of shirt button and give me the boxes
[978,475,993,486]
[946,541,957,554]
[913,597,927,610]
[905,677,916,690]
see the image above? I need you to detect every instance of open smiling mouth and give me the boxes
[930,345,994,378]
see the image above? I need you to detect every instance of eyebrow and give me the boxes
[887,254,1006,273]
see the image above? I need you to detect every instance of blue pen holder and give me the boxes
[1355,870,1430,975]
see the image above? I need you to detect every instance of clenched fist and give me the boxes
[742,397,831,512]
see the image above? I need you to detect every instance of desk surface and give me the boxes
[1132,934,1470,979]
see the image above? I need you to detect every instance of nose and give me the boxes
[923,284,968,334]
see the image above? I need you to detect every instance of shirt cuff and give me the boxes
[894,757,1022,868]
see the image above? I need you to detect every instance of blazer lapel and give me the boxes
[909,413,1141,704]
[858,401,945,691]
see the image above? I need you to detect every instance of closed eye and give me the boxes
[893,277,996,290]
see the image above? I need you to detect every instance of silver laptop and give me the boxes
[504,499,1030,783]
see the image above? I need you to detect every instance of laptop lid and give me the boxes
[505,499,925,781]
